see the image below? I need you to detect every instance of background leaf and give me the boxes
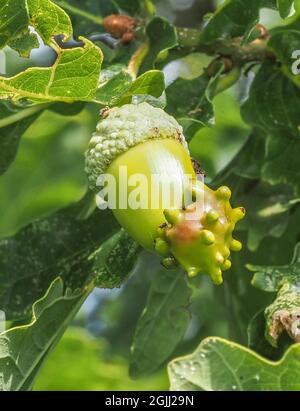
[130,269,191,377]
[242,64,300,138]
[0,277,88,391]
[0,102,44,175]
[268,13,300,88]
[242,64,300,193]
[139,17,177,74]
[0,194,140,321]
[276,0,295,18]
[34,327,168,390]
[200,0,276,43]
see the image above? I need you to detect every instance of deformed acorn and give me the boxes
[85,102,245,284]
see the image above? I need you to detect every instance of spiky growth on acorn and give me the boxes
[155,182,245,285]
[85,103,245,284]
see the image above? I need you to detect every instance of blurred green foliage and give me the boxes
[34,327,168,391]
[0,107,95,237]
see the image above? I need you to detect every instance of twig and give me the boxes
[54,1,103,25]
[176,27,273,66]
[0,103,51,128]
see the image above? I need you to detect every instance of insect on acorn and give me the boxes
[85,103,245,285]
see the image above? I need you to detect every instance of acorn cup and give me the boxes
[85,103,245,284]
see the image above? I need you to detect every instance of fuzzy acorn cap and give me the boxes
[85,102,189,190]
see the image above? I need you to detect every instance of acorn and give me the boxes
[85,103,245,284]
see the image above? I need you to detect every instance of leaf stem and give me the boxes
[54,1,103,25]
[142,0,156,17]
[128,42,150,78]
[0,103,51,128]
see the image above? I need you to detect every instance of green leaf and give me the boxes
[49,101,85,116]
[8,32,39,58]
[263,133,300,194]
[190,89,250,178]
[0,39,103,103]
[277,0,295,18]
[268,15,300,88]
[200,0,276,43]
[0,107,88,236]
[0,277,89,391]
[0,102,44,175]
[116,70,165,105]
[168,337,300,391]
[166,63,224,138]
[225,132,265,180]
[96,70,165,106]
[0,194,138,321]
[239,182,300,251]
[0,0,29,49]
[242,64,300,193]
[166,74,213,130]
[242,64,300,138]
[0,0,72,54]
[130,270,191,378]
[139,17,177,74]
[27,0,72,44]
[93,230,141,289]
[248,243,300,346]
[96,70,132,106]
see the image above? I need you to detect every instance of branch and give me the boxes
[0,103,50,128]
[176,27,273,66]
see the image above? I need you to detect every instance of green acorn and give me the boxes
[85,102,245,284]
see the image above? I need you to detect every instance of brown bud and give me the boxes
[103,14,136,43]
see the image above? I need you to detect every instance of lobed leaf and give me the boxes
[168,337,300,391]
[0,194,141,321]
[0,0,72,56]
[27,0,72,44]
[0,38,103,103]
[0,277,89,391]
